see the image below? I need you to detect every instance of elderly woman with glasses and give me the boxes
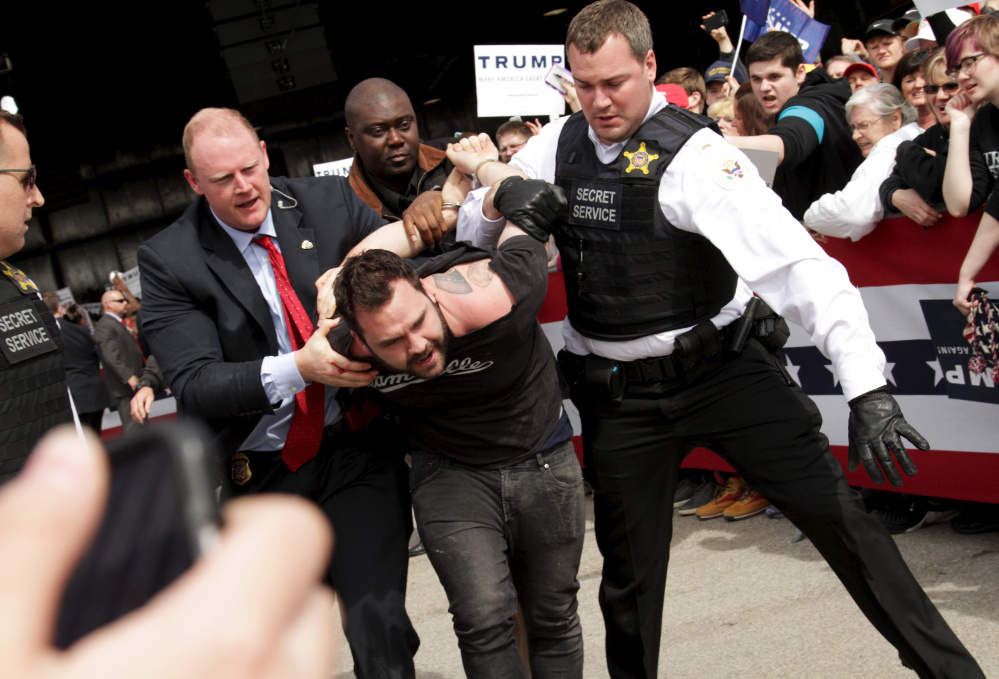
[879,50,960,228]
[803,83,920,241]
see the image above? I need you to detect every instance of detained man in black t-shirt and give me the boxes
[330,202,584,677]
[729,31,864,221]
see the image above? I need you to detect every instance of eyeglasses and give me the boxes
[109,298,128,304]
[849,118,887,134]
[946,53,991,79]
[0,164,36,190]
[924,82,961,95]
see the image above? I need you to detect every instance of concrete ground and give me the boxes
[332,497,999,678]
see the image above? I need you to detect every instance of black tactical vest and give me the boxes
[0,261,72,482]
[554,106,739,341]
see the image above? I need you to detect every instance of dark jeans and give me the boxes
[572,340,983,679]
[223,428,419,679]
[411,440,585,679]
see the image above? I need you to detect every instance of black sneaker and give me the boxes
[673,476,698,508]
[872,494,928,534]
[677,478,717,516]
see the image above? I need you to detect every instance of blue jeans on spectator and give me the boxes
[410,440,585,679]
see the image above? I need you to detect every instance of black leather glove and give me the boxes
[493,176,567,242]
[847,387,929,486]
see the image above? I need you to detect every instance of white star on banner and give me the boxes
[784,355,802,387]
[883,362,897,387]
[926,360,943,387]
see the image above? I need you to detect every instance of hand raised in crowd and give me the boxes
[111,273,141,314]
[841,38,869,60]
[945,92,979,129]
[402,191,447,247]
[524,118,544,136]
[561,81,581,114]
[723,74,740,98]
[789,0,815,19]
[700,12,733,52]
[130,386,156,424]
[0,427,336,679]
[294,318,376,387]
[111,272,129,294]
[446,133,502,178]
[892,189,941,228]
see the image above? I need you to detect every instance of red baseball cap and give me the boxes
[655,83,690,108]
[843,62,880,82]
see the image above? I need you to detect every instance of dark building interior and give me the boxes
[2,0,904,303]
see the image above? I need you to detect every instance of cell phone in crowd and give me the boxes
[545,63,573,94]
[55,423,221,649]
[702,10,729,32]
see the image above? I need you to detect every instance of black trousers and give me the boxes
[223,428,419,679]
[572,339,983,679]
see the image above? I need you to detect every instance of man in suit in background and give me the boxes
[42,292,111,433]
[137,107,418,678]
[94,288,146,435]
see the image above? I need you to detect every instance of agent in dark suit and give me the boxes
[94,289,146,435]
[137,108,418,678]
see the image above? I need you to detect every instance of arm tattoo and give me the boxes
[432,268,473,294]
[466,260,494,288]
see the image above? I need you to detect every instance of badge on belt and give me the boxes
[230,452,252,486]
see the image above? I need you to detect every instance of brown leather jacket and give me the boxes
[347,143,449,219]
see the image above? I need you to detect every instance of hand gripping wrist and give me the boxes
[493,176,568,242]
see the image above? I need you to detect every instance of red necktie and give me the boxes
[252,235,324,471]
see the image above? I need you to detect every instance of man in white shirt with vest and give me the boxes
[454,2,984,678]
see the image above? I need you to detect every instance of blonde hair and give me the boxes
[924,50,947,85]
[707,97,735,120]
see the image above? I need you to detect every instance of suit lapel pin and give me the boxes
[301,240,314,250]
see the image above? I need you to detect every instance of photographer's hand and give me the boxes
[0,427,336,679]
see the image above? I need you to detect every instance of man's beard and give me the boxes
[400,302,450,379]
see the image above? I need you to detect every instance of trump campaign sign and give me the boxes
[474,45,568,118]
